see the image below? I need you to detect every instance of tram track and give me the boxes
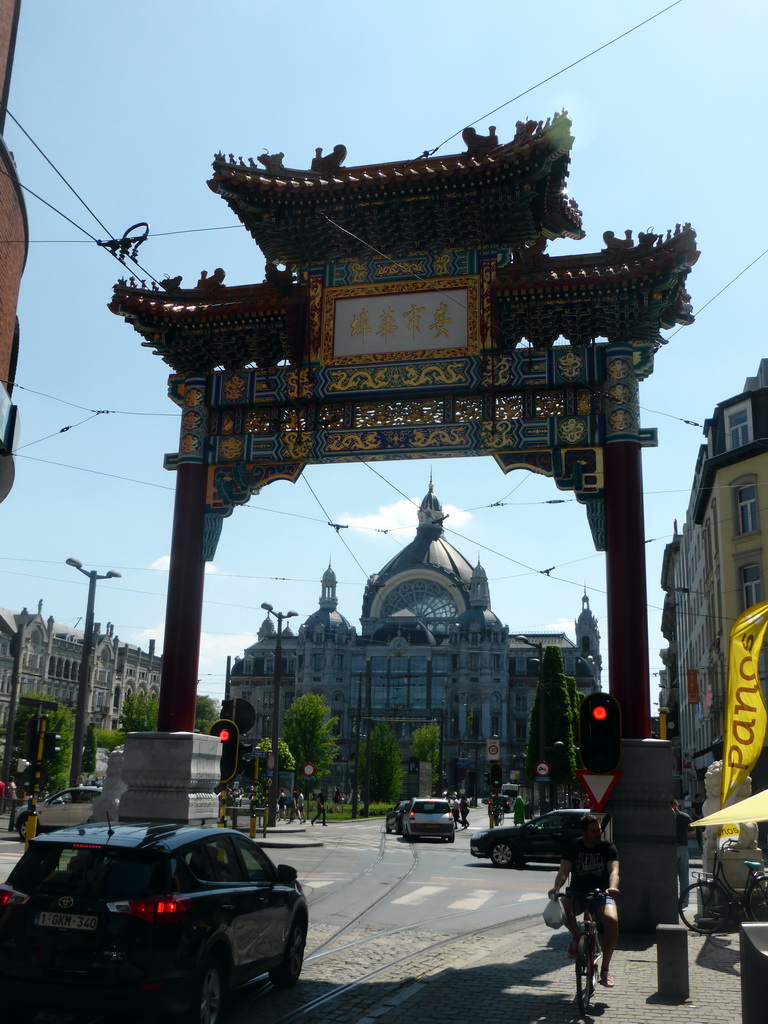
[239,909,541,1024]
[305,829,420,956]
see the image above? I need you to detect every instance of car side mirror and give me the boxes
[276,864,298,885]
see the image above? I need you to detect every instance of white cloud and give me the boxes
[340,497,472,537]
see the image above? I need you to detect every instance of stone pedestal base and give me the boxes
[118,732,219,825]
[606,738,678,933]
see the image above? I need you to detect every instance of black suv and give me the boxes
[469,808,611,868]
[0,822,308,1023]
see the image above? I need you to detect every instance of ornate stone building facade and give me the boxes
[230,484,601,795]
[0,603,161,734]
[660,358,768,793]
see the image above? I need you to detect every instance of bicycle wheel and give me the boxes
[747,875,768,921]
[679,880,732,933]
[575,934,593,1014]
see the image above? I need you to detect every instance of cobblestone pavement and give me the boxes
[236,915,742,1024]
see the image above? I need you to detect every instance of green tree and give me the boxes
[195,694,219,734]
[95,728,125,753]
[368,722,403,802]
[82,722,98,775]
[120,692,159,733]
[282,693,339,779]
[12,696,74,792]
[410,722,440,790]
[525,646,578,789]
[257,736,295,772]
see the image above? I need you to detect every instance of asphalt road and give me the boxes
[0,814,556,1024]
[293,817,550,934]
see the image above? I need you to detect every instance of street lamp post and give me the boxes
[261,603,297,828]
[516,635,546,814]
[66,559,121,787]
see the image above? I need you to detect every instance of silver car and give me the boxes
[14,786,101,841]
[402,798,455,843]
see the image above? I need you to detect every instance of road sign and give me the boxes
[19,696,57,711]
[575,769,622,811]
[487,740,500,759]
[302,763,315,778]
[535,760,550,777]
[265,751,276,776]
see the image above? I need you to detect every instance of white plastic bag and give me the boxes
[542,896,565,929]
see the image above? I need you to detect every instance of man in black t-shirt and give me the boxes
[548,814,620,988]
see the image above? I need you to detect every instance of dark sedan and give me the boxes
[469,808,611,868]
[0,822,308,1024]
[385,799,411,834]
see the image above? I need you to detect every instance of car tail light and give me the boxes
[409,811,415,819]
[107,895,192,923]
[0,889,29,907]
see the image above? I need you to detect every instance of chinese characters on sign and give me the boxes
[333,288,469,357]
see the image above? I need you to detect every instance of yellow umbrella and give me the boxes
[693,789,768,827]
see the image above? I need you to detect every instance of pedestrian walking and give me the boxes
[452,795,460,828]
[460,795,470,829]
[312,790,327,826]
[277,788,287,821]
[295,789,305,823]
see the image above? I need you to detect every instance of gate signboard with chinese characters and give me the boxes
[109,115,698,736]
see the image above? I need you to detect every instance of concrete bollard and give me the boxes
[656,923,689,1001]
[740,924,768,1024]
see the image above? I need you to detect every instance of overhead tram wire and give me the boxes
[300,473,371,581]
[415,0,687,160]
[0,378,176,417]
[0,108,163,286]
[2,104,113,238]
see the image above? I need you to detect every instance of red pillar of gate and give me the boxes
[603,440,651,739]
[157,461,208,732]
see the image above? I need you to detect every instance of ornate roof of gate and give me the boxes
[207,114,584,263]
[109,222,698,372]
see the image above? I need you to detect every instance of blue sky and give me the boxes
[2,0,765,708]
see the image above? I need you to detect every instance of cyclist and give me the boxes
[548,813,620,988]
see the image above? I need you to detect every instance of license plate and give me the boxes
[35,911,98,932]
[424,823,438,829]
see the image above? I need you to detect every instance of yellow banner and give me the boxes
[722,602,768,807]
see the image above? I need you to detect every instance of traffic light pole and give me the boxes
[24,714,48,848]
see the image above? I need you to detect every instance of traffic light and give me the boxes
[489,762,503,790]
[209,719,240,783]
[42,731,62,761]
[238,743,255,776]
[579,693,622,774]
[222,697,256,735]
[666,703,679,739]
[23,717,38,762]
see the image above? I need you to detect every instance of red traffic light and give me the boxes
[579,693,622,774]
[209,719,240,783]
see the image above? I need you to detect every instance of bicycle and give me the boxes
[557,889,605,1014]
[679,837,768,933]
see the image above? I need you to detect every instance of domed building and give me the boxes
[229,483,601,797]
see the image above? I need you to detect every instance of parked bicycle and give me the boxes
[558,889,604,1014]
[679,837,768,933]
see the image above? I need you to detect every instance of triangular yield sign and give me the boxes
[575,769,622,812]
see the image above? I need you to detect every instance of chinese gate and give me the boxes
[110,114,697,739]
